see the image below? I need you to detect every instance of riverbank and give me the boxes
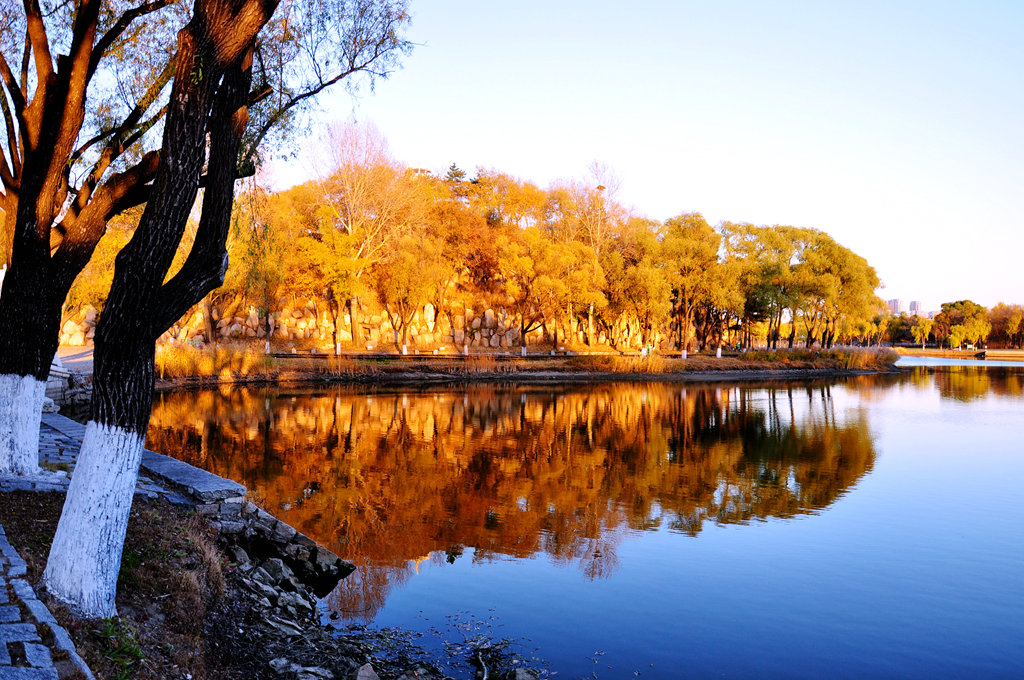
[895,347,1024,361]
[150,345,900,390]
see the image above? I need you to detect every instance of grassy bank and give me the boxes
[154,343,899,384]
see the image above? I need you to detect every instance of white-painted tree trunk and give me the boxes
[44,422,143,618]
[0,374,45,475]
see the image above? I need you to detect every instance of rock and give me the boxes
[41,397,59,413]
[453,315,465,331]
[271,519,298,543]
[218,520,246,535]
[62,320,78,334]
[250,580,279,604]
[229,545,250,565]
[266,617,305,637]
[270,657,301,674]
[69,330,86,346]
[353,664,380,680]
[252,566,275,585]
[471,317,481,330]
[489,334,501,348]
[278,591,312,615]
[262,558,293,584]
[505,670,540,680]
[484,308,496,328]
[453,329,465,344]
[297,668,334,680]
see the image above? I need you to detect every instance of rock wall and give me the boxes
[62,296,668,351]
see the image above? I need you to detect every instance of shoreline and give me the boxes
[148,348,902,393]
[152,366,898,392]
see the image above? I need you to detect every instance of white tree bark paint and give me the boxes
[0,374,45,475]
[44,422,143,618]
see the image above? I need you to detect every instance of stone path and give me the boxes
[0,413,247,679]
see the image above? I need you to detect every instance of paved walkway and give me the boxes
[0,413,246,679]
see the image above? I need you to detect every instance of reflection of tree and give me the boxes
[148,382,877,619]
[892,366,1023,402]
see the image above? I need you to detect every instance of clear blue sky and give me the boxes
[274,0,1024,312]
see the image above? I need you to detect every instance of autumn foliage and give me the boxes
[70,122,892,352]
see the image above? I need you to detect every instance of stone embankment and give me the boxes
[60,297,619,352]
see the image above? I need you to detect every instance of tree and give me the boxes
[662,213,720,352]
[496,227,571,346]
[911,316,934,349]
[374,233,447,349]
[37,0,411,618]
[301,121,427,345]
[602,219,670,349]
[987,303,1023,349]
[226,181,285,347]
[0,0,411,474]
[934,300,989,349]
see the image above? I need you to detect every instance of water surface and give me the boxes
[147,368,1024,679]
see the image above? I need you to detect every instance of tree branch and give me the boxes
[88,0,175,79]
[155,52,253,335]
[71,57,174,167]
[22,0,55,83]
[50,150,160,289]
[240,23,405,167]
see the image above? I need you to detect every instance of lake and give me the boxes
[146,362,1024,679]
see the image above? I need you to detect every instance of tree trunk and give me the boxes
[201,299,217,344]
[0,259,65,474]
[45,25,257,617]
[349,297,362,347]
[587,302,595,346]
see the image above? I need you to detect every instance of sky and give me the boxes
[273,0,1024,313]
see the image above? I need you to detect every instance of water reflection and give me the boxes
[898,365,1024,401]
[147,382,876,619]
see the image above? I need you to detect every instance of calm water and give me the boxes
[147,365,1024,679]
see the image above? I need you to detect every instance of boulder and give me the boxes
[69,330,86,346]
[484,308,496,328]
[354,664,380,680]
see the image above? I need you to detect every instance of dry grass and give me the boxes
[155,343,277,380]
[742,347,898,370]
[567,353,671,373]
[0,492,229,680]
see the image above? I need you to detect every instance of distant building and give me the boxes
[909,301,924,316]
[886,298,903,315]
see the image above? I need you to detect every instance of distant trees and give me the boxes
[911,316,934,349]
[934,300,991,349]
[988,303,1023,349]
[65,146,893,355]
